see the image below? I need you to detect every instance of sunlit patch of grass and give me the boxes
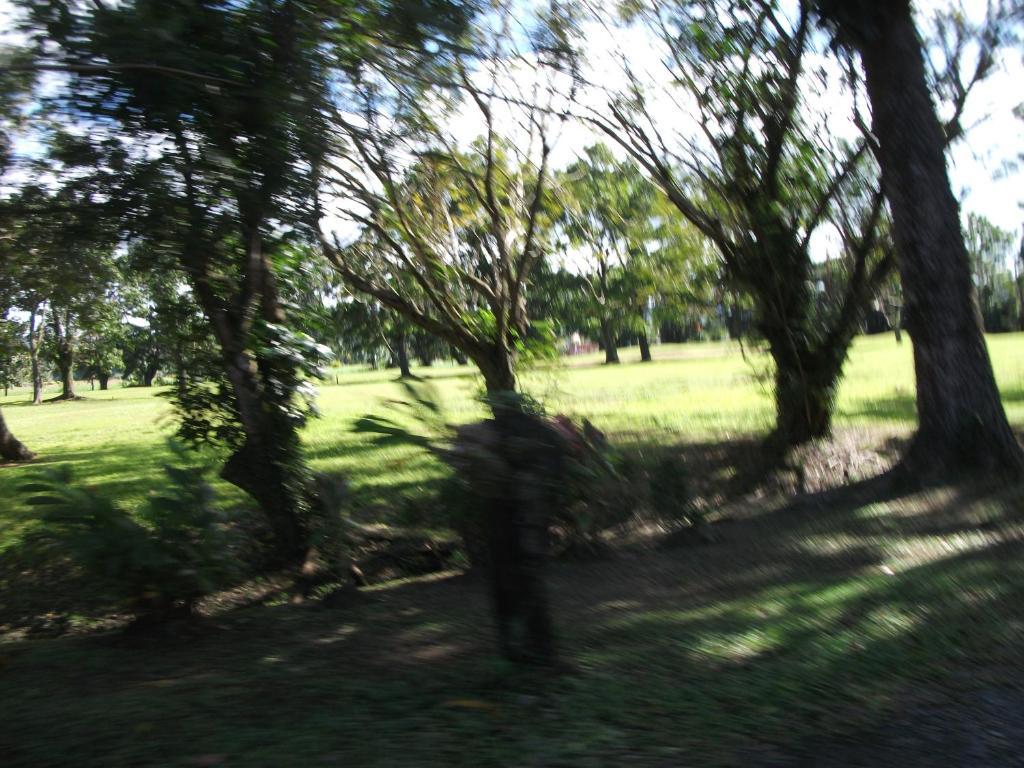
[4,334,1022,527]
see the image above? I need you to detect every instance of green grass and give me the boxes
[3,333,1023,532]
[2,333,1024,765]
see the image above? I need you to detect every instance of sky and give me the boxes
[2,0,1022,247]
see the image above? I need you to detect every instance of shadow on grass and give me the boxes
[4,467,1023,766]
[0,442,185,508]
[5,411,1024,767]
[844,384,1024,424]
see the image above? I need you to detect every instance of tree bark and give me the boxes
[28,305,44,405]
[218,344,310,568]
[142,362,158,387]
[854,3,1024,477]
[638,330,652,362]
[50,308,76,400]
[477,347,517,395]
[171,119,313,568]
[600,318,620,364]
[175,357,188,401]
[394,332,412,378]
[98,373,109,391]
[30,352,42,404]
[0,407,34,462]
[770,349,843,447]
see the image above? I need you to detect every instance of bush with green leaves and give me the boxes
[19,445,237,622]
[354,381,683,564]
[547,416,637,555]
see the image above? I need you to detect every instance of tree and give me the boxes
[120,243,214,391]
[0,254,33,462]
[1017,229,1024,332]
[322,28,569,396]
[0,43,38,460]
[27,0,333,563]
[4,133,121,402]
[555,144,659,364]
[629,192,719,359]
[812,0,1024,477]
[18,0,472,565]
[583,0,893,447]
[527,260,591,342]
[25,301,46,403]
[323,9,574,664]
[78,296,126,391]
[39,240,117,401]
[964,213,1019,332]
[0,406,34,462]
[120,322,163,387]
[0,314,29,397]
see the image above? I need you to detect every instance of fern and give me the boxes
[19,443,236,621]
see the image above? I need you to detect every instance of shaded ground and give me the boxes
[3,430,1024,766]
[798,675,1024,767]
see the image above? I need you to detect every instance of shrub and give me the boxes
[19,445,237,623]
[547,416,637,556]
[354,381,665,565]
[642,450,697,524]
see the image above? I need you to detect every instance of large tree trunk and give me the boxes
[600,318,620,364]
[98,373,109,391]
[172,123,313,567]
[638,330,652,362]
[187,239,311,568]
[0,407,34,462]
[30,353,42,404]
[477,346,518,395]
[218,345,310,568]
[175,358,188,401]
[142,360,158,387]
[770,345,846,448]
[58,360,74,399]
[394,332,412,378]
[755,230,869,451]
[855,3,1024,477]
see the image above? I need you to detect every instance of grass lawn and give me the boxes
[3,333,1023,529]
[2,333,1024,766]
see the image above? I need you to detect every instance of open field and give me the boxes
[2,334,1024,766]
[3,333,1024,531]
